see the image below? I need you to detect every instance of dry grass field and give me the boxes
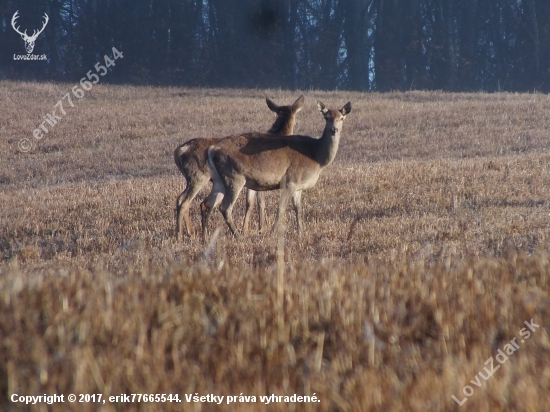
[1,81,550,411]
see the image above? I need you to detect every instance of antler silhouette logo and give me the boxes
[11,11,49,54]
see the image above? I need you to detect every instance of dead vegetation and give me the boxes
[1,81,550,411]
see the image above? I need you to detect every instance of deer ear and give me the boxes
[340,102,352,116]
[266,97,280,113]
[292,95,305,112]
[317,101,328,115]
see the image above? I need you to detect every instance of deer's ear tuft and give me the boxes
[317,101,328,115]
[292,95,305,112]
[340,102,352,116]
[266,97,280,113]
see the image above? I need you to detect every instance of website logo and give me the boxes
[12,11,48,60]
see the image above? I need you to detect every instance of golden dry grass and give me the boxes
[1,81,550,411]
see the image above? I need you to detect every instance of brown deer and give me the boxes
[201,101,351,239]
[174,95,305,239]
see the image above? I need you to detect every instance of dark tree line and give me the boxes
[1,0,549,92]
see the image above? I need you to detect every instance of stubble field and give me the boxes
[1,81,550,411]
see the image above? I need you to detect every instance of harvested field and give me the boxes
[1,81,550,411]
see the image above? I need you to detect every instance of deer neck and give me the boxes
[316,125,341,167]
[268,113,295,135]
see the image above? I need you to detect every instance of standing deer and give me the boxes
[174,95,305,239]
[201,101,352,239]
[11,11,49,54]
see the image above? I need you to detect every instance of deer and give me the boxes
[11,11,49,54]
[174,95,305,239]
[201,101,352,240]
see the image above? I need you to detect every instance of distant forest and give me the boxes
[1,0,549,92]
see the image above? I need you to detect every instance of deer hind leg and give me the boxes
[201,162,225,242]
[243,189,256,233]
[271,184,297,237]
[243,190,266,233]
[175,186,189,239]
[220,176,246,239]
[291,190,303,236]
[176,175,208,240]
[257,191,266,233]
[200,189,224,242]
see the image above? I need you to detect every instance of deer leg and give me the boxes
[175,187,189,240]
[257,191,266,233]
[291,190,303,236]
[200,190,224,243]
[270,185,297,237]
[243,189,256,233]
[220,177,246,238]
[200,170,225,243]
[176,176,208,240]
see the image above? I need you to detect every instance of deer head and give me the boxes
[11,11,49,54]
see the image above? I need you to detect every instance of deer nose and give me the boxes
[331,126,339,133]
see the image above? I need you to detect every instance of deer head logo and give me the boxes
[11,11,49,54]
